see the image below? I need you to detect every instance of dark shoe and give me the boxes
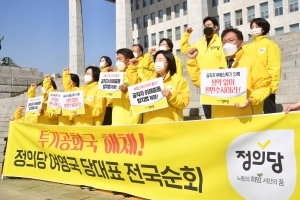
[88,187,96,191]
[80,185,88,189]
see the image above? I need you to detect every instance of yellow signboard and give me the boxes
[3,112,300,200]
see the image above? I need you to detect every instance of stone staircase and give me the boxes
[1,30,300,167]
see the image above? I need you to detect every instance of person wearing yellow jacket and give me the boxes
[28,76,58,125]
[186,28,271,118]
[181,16,227,119]
[63,66,106,126]
[58,69,80,125]
[243,18,281,114]
[11,104,38,124]
[127,50,190,123]
[99,56,113,125]
[105,48,140,125]
[143,38,183,77]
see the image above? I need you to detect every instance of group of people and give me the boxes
[8,16,299,127]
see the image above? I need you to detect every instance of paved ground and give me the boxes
[0,175,145,200]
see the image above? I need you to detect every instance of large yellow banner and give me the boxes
[3,112,300,200]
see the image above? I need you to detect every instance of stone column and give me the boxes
[116,0,133,50]
[69,0,85,75]
[187,0,208,44]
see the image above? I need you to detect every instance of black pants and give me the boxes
[202,105,211,119]
[102,107,112,125]
[264,94,276,114]
[1,137,8,174]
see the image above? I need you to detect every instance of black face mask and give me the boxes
[204,27,214,36]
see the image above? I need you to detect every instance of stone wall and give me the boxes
[0,66,44,98]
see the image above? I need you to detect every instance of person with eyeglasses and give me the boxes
[186,27,271,118]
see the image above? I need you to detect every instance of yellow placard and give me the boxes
[201,93,247,105]
[3,112,300,200]
[62,106,85,116]
[131,98,168,114]
[25,110,41,117]
[97,89,122,98]
[46,107,61,114]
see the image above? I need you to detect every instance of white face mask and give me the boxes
[159,46,168,51]
[84,75,93,84]
[154,61,165,73]
[250,27,262,37]
[41,87,46,94]
[99,61,106,68]
[223,42,241,57]
[116,61,126,71]
[133,52,138,58]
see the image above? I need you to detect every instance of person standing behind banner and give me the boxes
[11,104,38,124]
[59,69,80,125]
[63,66,106,126]
[142,39,183,77]
[105,48,140,125]
[181,16,227,119]
[99,56,112,72]
[127,50,190,124]
[28,76,58,125]
[243,18,281,114]
[186,28,271,118]
[132,44,154,81]
[99,56,113,125]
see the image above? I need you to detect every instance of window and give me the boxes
[275,27,284,35]
[175,4,180,18]
[248,34,253,41]
[235,10,243,26]
[137,37,142,45]
[151,12,156,25]
[136,0,140,10]
[166,7,171,21]
[212,0,219,7]
[290,0,299,12]
[150,0,155,5]
[224,0,230,3]
[144,35,149,48]
[247,6,255,23]
[151,33,156,46]
[176,49,181,55]
[215,16,220,31]
[158,10,163,23]
[290,23,299,32]
[274,0,283,16]
[158,0,162,2]
[183,24,188,33]
[131,0,133,12]
[136,17,141,29]
[175,26,181,40]
[224,13,231,28]
[260,2,269,19]
[183,2,187,15]
[132,19,134,31]
[143,15,148,28]
[167,29,172,41]
[159,31,164,40]
[143,0,147,7]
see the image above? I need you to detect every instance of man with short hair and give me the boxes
[186,28,271,118]
[131,44,154,81]
[181,16,227,119]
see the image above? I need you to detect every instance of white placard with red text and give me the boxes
[128,77,168,114]
[201,68,247,106]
